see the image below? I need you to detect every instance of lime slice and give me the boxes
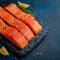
[0,46,9,56]
[17,1,30,8]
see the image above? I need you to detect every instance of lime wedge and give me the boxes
[17,1,30,8]
[0,46,9,56]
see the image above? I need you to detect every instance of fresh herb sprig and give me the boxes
[17,3,34,16]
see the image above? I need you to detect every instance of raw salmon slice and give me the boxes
[0,18,28,49]
[0,7,34,42]
[5,3,42,34]
[12,19,35,41]
[3,27,28,49]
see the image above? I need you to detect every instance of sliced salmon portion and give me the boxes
[3,27,28,49]
[0,7,34,42]
[12,19,35,41]
[5,3,42,34]
[0,18,28,49]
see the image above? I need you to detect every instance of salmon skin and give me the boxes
[0,18,28,49]
[0,7,34,42]
[5,3,42,34]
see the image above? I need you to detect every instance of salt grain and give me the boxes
[36,52,40,56]
[36,36,39,38]
[36,52,43,56]
[40,53,42,56]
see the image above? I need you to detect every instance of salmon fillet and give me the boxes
[5,3,42,34]
[0,7,34,42]
[3,27,28,49]
[0,19,28,49]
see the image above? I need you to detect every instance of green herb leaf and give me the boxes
[17,3,34,16]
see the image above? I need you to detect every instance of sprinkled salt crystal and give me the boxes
[29,45,32,48]
[36,52,40,56]
[40,53,42,56]
[36,36,39,38]
[36,52,43,56]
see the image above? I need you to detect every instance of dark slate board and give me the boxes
[0,19,48,57]
[0,0,48,58]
